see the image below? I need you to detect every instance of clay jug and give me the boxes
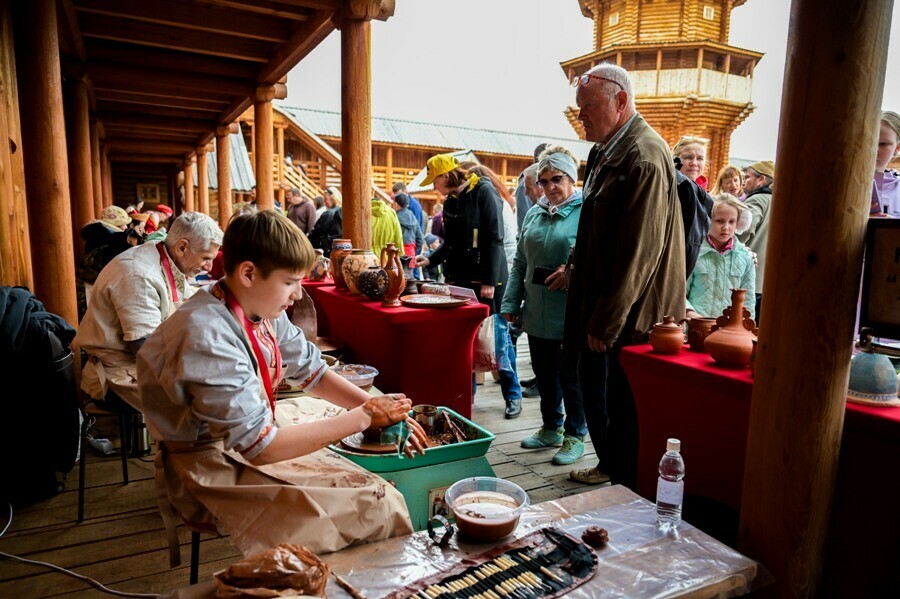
[357,266,389,301]
[705,288,758,368]
[381,243,405,307]
[649,316,685,355]
[341,249,379,295]
[330,239,353,291]
[306,249,330,282]
[686,317,718,353]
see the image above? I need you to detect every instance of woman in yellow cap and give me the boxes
[415,154,523,418]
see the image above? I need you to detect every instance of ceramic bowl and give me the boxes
[330,364,379,391]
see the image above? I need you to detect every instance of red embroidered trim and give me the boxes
[241,424,275,456]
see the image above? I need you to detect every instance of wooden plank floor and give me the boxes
[0,335,608,597]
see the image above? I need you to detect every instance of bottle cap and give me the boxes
[666,438,681,452]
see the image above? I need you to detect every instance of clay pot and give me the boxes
[649,316,685,355]
[342,249,379,295]
[357,266,389,300]
[306,249,330,282]
[686,317,718,353]
[705,289,758,368]
[330,239,353,291]
[381,243,405,307]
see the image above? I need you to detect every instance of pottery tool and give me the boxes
[333,572,367,599]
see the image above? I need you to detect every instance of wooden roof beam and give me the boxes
[108,154,185,164]
[104,128,200,141]
[79,13,272,62]
[93,90,230,112]
[100,112,215,132]
[58,0,87,63]
[106,140,197,154]
[98,101,223,119]
[90,62,253,96]
[84,40,260,80]
[75,0,293,42]
[257,10,334,83]
[199,0,317,21]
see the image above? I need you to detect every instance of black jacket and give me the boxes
[675,169,714,277]
[307,207,343,256]
[427,177,507,312]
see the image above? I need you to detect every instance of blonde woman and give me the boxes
[872,110,899,216]
[672,136,709,188]
[307,187,343,254]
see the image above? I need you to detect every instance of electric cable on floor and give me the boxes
[0,503,161,598]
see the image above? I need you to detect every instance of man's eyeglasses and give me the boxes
[537,175,567,188]
[571,74,625,91]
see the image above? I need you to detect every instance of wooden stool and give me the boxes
[77,402,131,523]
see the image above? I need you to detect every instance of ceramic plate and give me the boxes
[400,294,470,308]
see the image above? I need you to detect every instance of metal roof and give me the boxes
[194,132,256,192]
[277,105,596,162]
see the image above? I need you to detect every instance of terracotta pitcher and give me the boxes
[330,239,353,291]
[705,288,758,368]
[686,317,718,353]
[649,316,685,354]
[381,243,405,307]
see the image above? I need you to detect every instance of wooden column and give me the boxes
[339,18,373,249]
[276,124,285,207]
[14,0,76,325]
[254,85,275,211]
[64,77,95,260]
[385,146,393,189]
[216,126,232,229]
[100,144,111,205]
[196,147,209,215]
[89,118,103,215]
[166,166,177,211]
[737,0,893,596]
[182,157,194,212]
[0,0,33,289]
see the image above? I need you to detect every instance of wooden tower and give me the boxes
[561,0,763,181]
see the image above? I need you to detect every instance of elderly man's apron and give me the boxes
[155,284,412,561]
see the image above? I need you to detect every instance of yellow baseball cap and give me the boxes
[421,154,460,186]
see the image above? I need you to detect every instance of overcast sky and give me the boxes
[285,0,900,161]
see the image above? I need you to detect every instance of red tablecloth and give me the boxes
[621,344,900,595]
[302,278,335,337]
[305,285,489,418]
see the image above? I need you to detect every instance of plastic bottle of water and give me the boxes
[656,438,685,528]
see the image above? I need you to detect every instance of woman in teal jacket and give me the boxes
[501,146,587,466]
[685,194,756,320]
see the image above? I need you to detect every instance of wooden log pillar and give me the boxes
[13,0,76,325]
[737,0,894,596]
[216,126,232,229]
[182,157,194,212]
[0,0,33,289]
[276,124,285,207]
[89,118,103,216]
[166,166,177,211]
[64,76,95,260]
[100,144,111,205]
[254,86,275,211]
[339,19,373,249]
[196,147,209,215]
[385,146,393,190]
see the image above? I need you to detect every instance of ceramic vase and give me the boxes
[306,249,330,282]
[649,316,685,355]
[381,243,405,307]
[399,255,418,295]
[357,266,389,300]
[342,249,379,295]
[705,288,758,368]
[686,317,718,353]
[330,239,353,291]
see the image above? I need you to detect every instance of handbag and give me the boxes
[472,316,499,373]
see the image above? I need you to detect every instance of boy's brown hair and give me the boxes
[223,211,316,276]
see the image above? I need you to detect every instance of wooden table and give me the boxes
[305,284,489,418]
[166,486,757,599]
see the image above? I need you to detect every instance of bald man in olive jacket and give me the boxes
[564,64,685,490]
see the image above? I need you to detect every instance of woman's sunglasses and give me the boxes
[537,175,567,188]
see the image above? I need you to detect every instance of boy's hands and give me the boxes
[360,394,428,458]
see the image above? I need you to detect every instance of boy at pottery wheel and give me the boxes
[137,210,427,559]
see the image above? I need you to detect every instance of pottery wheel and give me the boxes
[339,432,398,454]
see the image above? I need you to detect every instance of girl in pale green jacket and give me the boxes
[686,194,756,321]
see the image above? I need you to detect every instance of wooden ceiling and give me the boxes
[56,0,344,164]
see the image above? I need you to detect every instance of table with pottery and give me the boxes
[623,290,900,597]
[303,241,489,419]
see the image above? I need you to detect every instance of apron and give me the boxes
[155,283,412,564]
[82,245,185,409]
